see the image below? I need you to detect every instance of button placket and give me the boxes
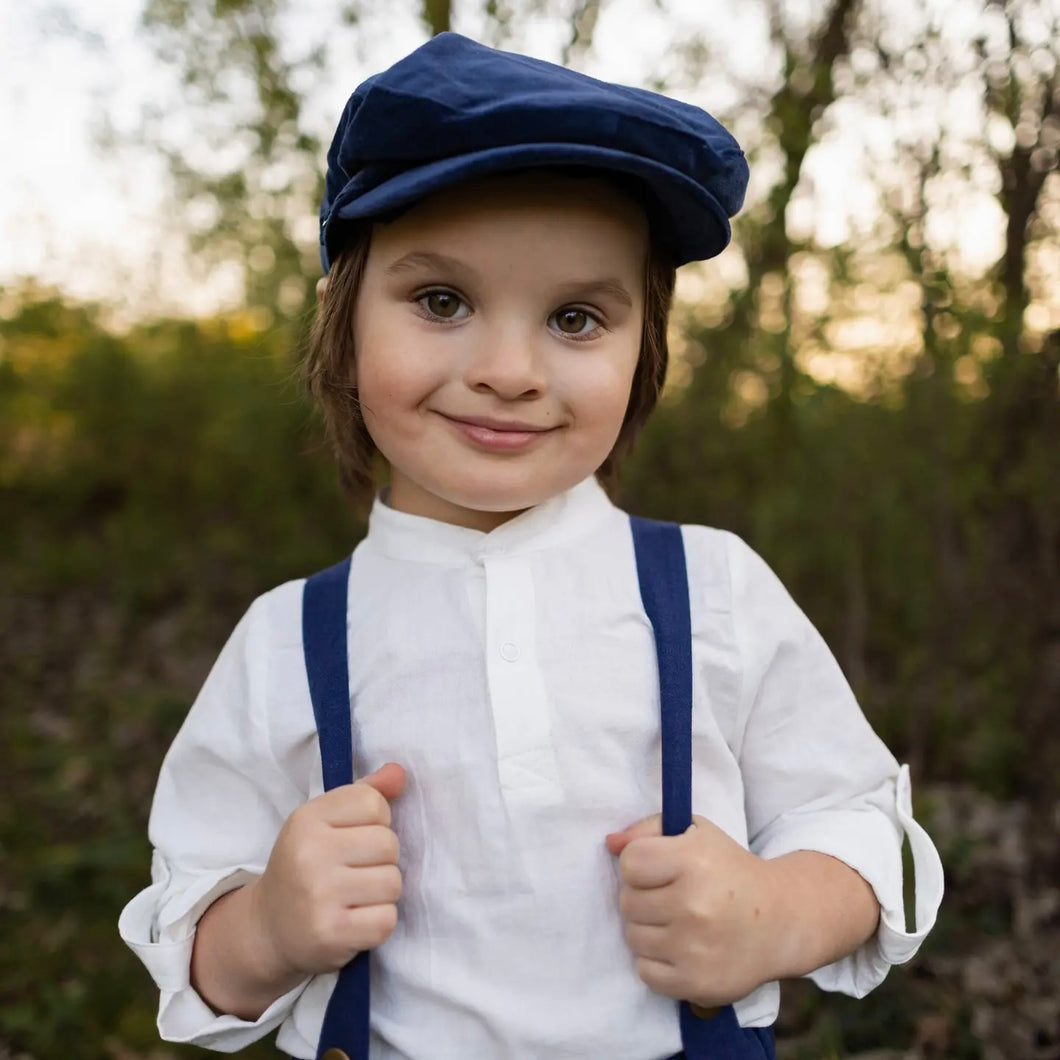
[482,553,561,802]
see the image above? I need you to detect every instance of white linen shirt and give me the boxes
[119,476,943,1059]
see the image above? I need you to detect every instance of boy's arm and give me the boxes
[611,527,943,1007]
[760,849,880,980]
[608,815,880,1007]
[725,530,942,993]
[190,878,301,1020]
[190,765,406,1021]
[118,584,318,1052]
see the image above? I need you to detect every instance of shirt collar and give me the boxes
[364,476,618,565]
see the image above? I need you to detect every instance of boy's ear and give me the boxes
[316,277,328,304]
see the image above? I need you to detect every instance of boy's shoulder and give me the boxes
[613,506,775,605]
[235,573,313,657]
[655,521,791,617]
[676,522,757,567]
[250,572,307,614]
[673,523,742,607]
[245,550,358,625]
[241,551,365,651]
[622,511,740,554]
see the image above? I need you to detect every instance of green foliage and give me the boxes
[4,0,1058,1055]
[0,297,358,1058]
[2,272,1057,1056]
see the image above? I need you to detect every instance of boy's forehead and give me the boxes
[373,171,650,258]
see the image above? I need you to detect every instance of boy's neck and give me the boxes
[383,480,530,533]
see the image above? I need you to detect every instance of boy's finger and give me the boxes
[624,921,672,962]
[355,762,408,802]
[340,863,403,906]
[339,824,401,866]
[316,764,407,826]
[605,814,662,856]
[687,814,727,838]
[618,882,675,926]
[617,835,683,889]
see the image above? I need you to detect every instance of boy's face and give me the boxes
[352,171,648,531]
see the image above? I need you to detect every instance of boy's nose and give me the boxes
[464,328,546,400]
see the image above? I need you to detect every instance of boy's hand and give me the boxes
[249,762,407,980]
[606,814,782,1009]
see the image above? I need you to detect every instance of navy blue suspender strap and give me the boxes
[301,521,774,1060]
[302,556,370,1060]
[628,517,694,841]
[629,518,774,1060]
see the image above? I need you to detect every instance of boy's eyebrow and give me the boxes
[384,251,472,276]
[554,279,634,308]
[384,251,635,307]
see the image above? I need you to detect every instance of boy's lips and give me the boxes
[439,412,557,451]
[448,414,552,432]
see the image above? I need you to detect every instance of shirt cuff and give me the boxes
[118,856,311,1050]
[751,765,944,997]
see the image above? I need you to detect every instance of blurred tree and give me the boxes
[624,0,1059,803]
[134,0,609,324]
[975,0,1060,811]
[6,1,1058,1056]
[128,0,1060,794]
[139,0,327,326]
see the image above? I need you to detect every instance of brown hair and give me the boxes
[305,220,676,512]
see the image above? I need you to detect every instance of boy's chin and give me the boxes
[450,475,590,515]
[386,463,602,529]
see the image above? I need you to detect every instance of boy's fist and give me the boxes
[250,762,407,978]
[606,814,781,1009]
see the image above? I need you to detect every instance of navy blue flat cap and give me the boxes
[320,32,748,272]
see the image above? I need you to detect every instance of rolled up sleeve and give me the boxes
[727,533,944,996]
[118,587,314,1050]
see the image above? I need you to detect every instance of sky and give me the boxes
[1,2,169,309]
[0,0,1034,321]
[3,0,762,316]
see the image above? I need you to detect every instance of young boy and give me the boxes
[120,33,943,1060]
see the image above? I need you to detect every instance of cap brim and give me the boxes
[322,142,731,271]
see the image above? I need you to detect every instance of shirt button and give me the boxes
[500,641,520,662]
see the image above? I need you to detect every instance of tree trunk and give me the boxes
[421,0,451,36]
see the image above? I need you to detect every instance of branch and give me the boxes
[421,0,451,36]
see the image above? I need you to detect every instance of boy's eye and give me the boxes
[551,308,600,336]
[419,291,469,320]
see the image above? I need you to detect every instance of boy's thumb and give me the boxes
[605,814,662,856]
[356,762,407,801]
